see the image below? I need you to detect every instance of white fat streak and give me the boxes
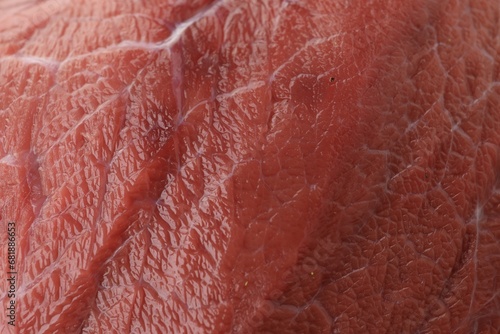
[0,54,60,70]
[13,55,58,67]
[1,0,225,68]
[116,0,224,51]
[468,203,483,316]
[0,154,20,167]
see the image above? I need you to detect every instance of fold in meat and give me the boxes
[0,0,499,333]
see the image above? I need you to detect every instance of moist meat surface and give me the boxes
[0,0,499,333]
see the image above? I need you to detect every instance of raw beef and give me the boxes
[0,0,499,333]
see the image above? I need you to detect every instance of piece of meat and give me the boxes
[0,0,499,333]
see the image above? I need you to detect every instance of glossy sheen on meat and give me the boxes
[0,0,499,333]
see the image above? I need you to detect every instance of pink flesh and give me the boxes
[0,0,499,333]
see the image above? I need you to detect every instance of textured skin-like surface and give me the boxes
[0,0,499,333]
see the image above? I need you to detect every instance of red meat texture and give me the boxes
[0,0,499,333]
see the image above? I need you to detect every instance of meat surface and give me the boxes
[0,0,499,333]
